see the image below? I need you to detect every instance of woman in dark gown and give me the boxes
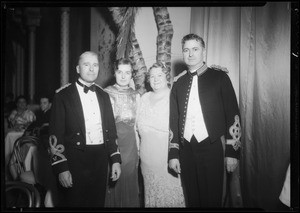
[104,58,140,207]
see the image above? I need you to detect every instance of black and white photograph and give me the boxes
[1,1,298,212]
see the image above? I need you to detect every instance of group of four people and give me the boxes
[48,33,241,208]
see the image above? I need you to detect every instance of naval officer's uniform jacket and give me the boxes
[168,64,241,161]
[49,81,121,175]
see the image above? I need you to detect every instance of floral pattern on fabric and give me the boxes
[143,170,185,207]
[137,91,186,207]
[105,84,138,126]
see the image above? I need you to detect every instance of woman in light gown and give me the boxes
[104,58,140,207]
[136,62,185,207]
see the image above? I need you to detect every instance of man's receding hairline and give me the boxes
[78,52,98,64]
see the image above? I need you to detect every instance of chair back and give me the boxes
[5,181,41,208]
[8,136,39,181]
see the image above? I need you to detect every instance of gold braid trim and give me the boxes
[173,70,187,82]
[49,135,67,165]
[228,115,242,151]
[169,143,179,150]
[168,129,173,143]
[110,149,121,157]
[55,83,71,93]
[168,129,179,150]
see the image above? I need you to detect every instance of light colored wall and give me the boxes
[135,7,191,79]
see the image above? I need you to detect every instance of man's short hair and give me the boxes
[181,34,205,49]
[15,95,28,104]
[78,51,99,65]
[39,94,53,103]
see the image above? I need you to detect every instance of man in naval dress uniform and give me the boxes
[168,34,241,208]
[49,51,121,207]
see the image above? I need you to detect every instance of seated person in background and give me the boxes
[25,94,52,137]
[8,95,36,132]
[21,94,56,207]
[5,95,36,181]
[35,94,52,128]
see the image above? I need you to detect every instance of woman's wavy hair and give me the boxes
[146,62,171,88]
[114,58,133,73]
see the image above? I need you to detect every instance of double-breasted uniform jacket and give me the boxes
[49,82,121,175]
[168,65,242,161]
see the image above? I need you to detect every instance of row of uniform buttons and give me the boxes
[104,129,109,144]
[75,130,110,145]
[190,76,198,133]
[180,75,193,142]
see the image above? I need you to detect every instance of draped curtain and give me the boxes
[190,2,291,210]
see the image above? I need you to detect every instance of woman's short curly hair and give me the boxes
[146,62,171,87]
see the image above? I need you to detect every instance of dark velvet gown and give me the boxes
[104,84,140,207]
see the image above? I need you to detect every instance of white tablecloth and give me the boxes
[5,130,24,167]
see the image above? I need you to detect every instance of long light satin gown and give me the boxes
[137,90,185,207]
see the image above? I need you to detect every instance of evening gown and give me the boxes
[104,84,140,207]
[136,91,185,207]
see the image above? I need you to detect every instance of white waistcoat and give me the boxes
[183,75,208,142]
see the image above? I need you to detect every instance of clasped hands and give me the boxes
[58,162,121,188]
[168,157,238,174]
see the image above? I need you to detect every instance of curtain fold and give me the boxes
[191,7,241,98]
[190,2,290,210]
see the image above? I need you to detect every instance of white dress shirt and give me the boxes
[76,82,104,145]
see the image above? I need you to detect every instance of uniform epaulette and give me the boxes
[210,64,229,73]
[55,83,71,93]
[173,70,187,82]
[94,83,104,90]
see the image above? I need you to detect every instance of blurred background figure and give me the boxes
[36,94,52,128]
[7,95,36,132]
[24,94,52,138]
[5,95,36,173]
